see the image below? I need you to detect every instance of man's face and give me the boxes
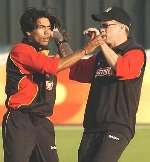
[99,20,125,47]
[28,17,53,46]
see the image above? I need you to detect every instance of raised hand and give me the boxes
[83,27,100,40]
[83,35,105,54]
[53,27,64,42]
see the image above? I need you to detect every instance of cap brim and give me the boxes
[91,14,112,22]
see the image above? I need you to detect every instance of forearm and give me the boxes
[100,43,119,69]
[56,35,105,72]
[57,49,85,72]
[57,41,73,57]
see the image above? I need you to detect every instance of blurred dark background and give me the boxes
[0,0,150,49]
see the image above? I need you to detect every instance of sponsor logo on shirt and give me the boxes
[108,134,120,141]
[46,81,54,91]
[50,145,57,150]
[95,67,113,78]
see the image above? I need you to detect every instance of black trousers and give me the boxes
[78,130,130,162]
[2,110,59,162]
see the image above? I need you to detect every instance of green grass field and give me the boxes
[0,125,150,162]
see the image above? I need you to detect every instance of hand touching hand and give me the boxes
[83,27,100,40]
[83,35,105,54]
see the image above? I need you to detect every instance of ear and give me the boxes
[26,32,31,36]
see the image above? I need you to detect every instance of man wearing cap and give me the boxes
[69,6,146,162]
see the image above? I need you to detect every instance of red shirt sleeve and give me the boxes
[69,55,96,83]
[116,49,144,80]
[11,43,60,75]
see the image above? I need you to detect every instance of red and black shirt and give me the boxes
[69,38,146,140]
[5,42,60,117]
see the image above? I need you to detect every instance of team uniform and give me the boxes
[2,38,60,162]
[69,38,146,162]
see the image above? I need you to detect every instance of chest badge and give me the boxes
[46,81,54,91]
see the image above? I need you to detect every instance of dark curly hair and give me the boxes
[20,8,61,36]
